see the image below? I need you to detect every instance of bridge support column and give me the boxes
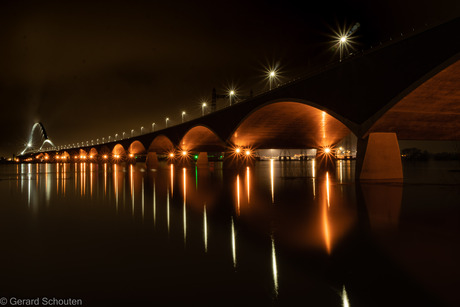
[146,152,159,170]
[196,152,208,168]
[357,132,403,181]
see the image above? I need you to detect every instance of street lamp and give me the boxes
[131,129,134,137]
[339,35,347,62]
[115,134,118,141]
[166,117,169,128]
[152,122,156,132]
[229,90,235,106]
[268,70,276,90]
[141,126,144,134]
[122,132,126,139]
[202,102,207,116]
[182,111,186,123]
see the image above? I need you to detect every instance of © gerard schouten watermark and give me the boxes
[0,297,83,306]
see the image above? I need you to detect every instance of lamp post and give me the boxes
[131,129,134,137]
[166,117,169,128]
[152,122,155,132]
[202,103,207,116]
[229,90,235,106]
[339,36,347,62]
[269,70,276,90]
[141,126,144,134]
[115,134,118,141]
[182,111,186,123]
[122,132,126,139]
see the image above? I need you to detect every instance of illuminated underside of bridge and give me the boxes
[368,60,460,140]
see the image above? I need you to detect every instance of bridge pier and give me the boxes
[146,152,159,170]
[356,132,403,181]
[196,152,208,168]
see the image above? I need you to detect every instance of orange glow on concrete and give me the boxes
[112,144,126,157]
[368,60,460,140]
[230,102,350,149]
[128,140,146,155]
[180,126,226,152]
[148,135,174,154]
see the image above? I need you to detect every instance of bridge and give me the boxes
[18,17,460,180]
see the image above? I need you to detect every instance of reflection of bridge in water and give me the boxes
[18,18,460,180]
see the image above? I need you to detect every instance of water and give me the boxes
[0,160,458,306]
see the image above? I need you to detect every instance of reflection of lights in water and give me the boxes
[114,164,118,211]
[90,163,93,198]
[74,163,77,193]
[62,163,66,195]
[342,285,350,307]
[167,188,170,234]
[312,159,316,198]
[183,168,187,245]
[326,172,330,208]
[323,172,331,254]
[46,163,50,204]
[27,164,31,207]
[236,175,241,215]
[204,204,207,253]
[246,167,250,203]
[195,166,198,190]
[80,163,84,197]
[271,235,279,297]
[339,160,343,183]
[130,164,134,217]
[170,164,174,196]
[270,159,275,203]
[231,216,236,268]
[142,177,145,222]
[55,163,59,195]
[104,163,107,195]
[153,178,156,227]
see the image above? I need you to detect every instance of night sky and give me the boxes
[0,0,458,157]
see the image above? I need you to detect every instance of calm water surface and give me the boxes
[0,160,459,306]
